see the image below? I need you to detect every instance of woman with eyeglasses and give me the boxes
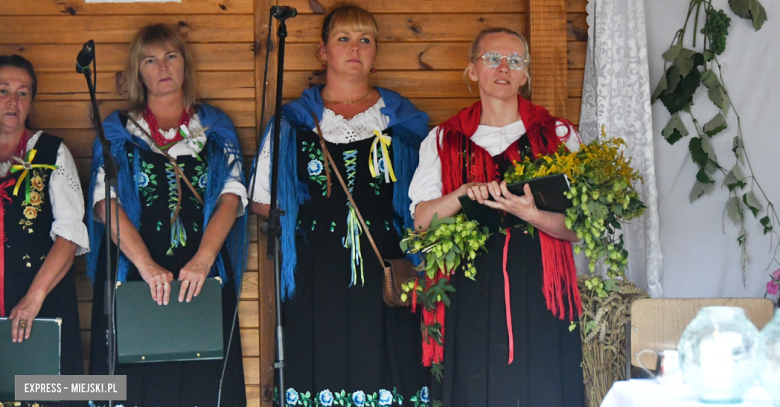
[409,28,585,406]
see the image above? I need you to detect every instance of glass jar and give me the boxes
[756,309,780,406]
[677,306,760,404]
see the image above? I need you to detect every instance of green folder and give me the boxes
[115,278,224,364]
[0,317,61,400]
[458,173,573,233]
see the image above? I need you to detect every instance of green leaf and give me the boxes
[660,67,701,114]
[732,136,745,162]
[760,216,772,234]
[662,44,682,61]
[445,250,455,263]
[584,320,597,334]
[699,136,719,169]
[703,113,727,137]
[729,0,767,30]
[431,363,444,383]
[674,49,697,78]
[696,168,714,184]
[742,191,762,217]
[708,85,727,109]
[662,113,689,145]
[689,138,709,168]
[726,196,743,225]
[690,180,713,202]
[723,164,747,191]
[730,0,752,18]
[701,70,720,89]
[603,279,618,292]
[666,65,681,94]
[651,72,667,104]
[749,0,767,30]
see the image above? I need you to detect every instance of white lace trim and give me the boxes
[125,112,208,159]
[51,222,90,256]
[0,130,43,177]
[319,98,389,144]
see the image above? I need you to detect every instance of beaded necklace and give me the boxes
[143,106,191,150]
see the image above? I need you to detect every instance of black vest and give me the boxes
[2,133,62,312]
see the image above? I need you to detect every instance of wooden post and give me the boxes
[255,1,277,406]
[526,0,568,118]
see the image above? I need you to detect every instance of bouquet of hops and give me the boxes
[504,128,646,281]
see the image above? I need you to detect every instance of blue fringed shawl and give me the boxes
[86,103,248,293]
[253,85,428,300]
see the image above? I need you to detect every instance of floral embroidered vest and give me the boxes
[124,144,209,275]
[2,133,62,313]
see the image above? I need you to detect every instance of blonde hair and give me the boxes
[464,27,532,97]
[126,24,198,113]
[321,3,379,44]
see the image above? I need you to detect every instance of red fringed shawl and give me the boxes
[421,95,583,366]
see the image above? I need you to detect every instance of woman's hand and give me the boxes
[137,262,174,305]
[177,251,215,303]
[482,181,539,221]
[176,192,239,302]
[462,182,493,205]
[8,290,45,343]
[484,180,579,242]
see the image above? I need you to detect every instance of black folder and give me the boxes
[0,317,61,400]
[458,173,572,233]
[115,278,224,364]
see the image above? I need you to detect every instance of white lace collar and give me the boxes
[317,98,390,144]
[0,130,44,178]
[126,113,207,159]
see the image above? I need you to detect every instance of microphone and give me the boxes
[76,40,95,74]
[270,5,297,20]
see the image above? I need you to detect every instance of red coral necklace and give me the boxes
[143,107,191,150]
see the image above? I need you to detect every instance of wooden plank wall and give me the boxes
[0,0,588,406]
[0,0,262,404]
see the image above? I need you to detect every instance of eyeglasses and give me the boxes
[477,52,528,70]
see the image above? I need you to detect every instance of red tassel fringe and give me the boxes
[421,270,448,366]
[419,96,583,367]
[540,232,583,320]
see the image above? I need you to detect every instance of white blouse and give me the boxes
[251,98,390,204]
[0,131,90,255]
[408,119,581,217]
[92,112,248,216]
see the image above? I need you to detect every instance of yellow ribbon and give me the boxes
[10,149,59,204]
[368,129,397,183]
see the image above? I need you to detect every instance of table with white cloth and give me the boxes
[600,379,774,407]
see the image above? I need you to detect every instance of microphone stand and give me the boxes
[78,43,119,407]
[266,7,295,407]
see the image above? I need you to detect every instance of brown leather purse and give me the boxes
[311,113,418,307]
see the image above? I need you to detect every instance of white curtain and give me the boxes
[579,0,664,297]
